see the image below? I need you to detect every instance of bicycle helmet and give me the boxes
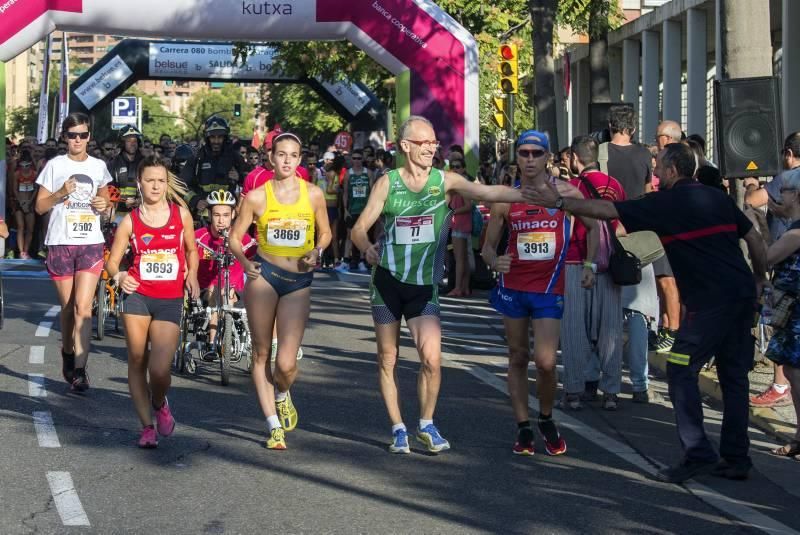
[106,185,121,203]
[207,189,236,206]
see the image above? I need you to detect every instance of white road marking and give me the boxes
[46,472,90,526]
[29,346,45,364]
[441,320,499,329]
[33,411,60,448]
[443,332,505,341]
[28,374,46,397]
[445,354,799,535]
[35,321,54,337]
[44,306,60,318]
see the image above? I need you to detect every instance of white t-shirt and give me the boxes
[36,155,112,245]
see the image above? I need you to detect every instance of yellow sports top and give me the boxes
[256,179,315,258]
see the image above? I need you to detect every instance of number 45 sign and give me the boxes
[334,131,353,152]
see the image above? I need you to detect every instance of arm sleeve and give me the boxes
[613,195,660,234]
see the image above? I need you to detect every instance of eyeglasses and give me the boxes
[403,139,439,149]
[517,149,546,159]
[352,157,362,160]
[66,132,90,140]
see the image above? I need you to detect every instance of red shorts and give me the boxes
[46,243,104,280]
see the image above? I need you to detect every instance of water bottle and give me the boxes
[760,286,773,326]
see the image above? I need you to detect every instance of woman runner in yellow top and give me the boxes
[230,132,331,450]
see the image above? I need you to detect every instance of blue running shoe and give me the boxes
[416,424,450,453]
[389,429,411,454]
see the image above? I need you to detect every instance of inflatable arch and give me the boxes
[69,39,387,134]
[0,0,479,226]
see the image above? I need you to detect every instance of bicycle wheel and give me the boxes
[95,280,106,341]
[219,312,234,386]
[174,302,189,373]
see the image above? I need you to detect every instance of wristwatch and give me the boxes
[583,260,597,273]
[555,196,565,211]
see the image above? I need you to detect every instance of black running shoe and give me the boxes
[62,350,75,383]
[538,417,567,456]
[71,368,90,393]
[656,459,717,483]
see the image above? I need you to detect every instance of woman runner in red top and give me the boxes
[106,155,200,448]
[482,130,599,457]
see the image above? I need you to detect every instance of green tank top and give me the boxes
[379,168,451,285]
[347,169,371,215]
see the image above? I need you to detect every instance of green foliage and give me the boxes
[556,0,624,38]
[181,85,255,140]
[121,87,183,141]
[266,84,346,142]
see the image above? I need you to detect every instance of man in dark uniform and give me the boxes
[180,116,246,215]
[107,125,145,211]
[524,142,769,484]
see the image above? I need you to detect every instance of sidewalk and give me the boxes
[648,352,797,442]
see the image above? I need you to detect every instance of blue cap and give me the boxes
[516,130,550,152]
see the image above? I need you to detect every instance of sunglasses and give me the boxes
[352,157,362,160]
[517,149,546,159]
[66,132,90,140]
[450,164,463,170]
[103,147,115,151]
[404,139,439,149]
[18,162,32,168]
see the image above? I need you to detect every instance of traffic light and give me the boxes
[233,103,241,117]
[498,43,519,94]
[492,96,506,129]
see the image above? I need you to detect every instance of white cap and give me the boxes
[323,151,336,160]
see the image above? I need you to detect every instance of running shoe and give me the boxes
[538,418,567,456]
[154,398,176,437]
[37,248,47,259]
[602,393,619,411]
[71,368,89,393]
[655,331,675,353]
[266,427,287,450]
[632,390,650,404]
[270,344,304,362]
[138,425,158,448]
[580,380,599,402]
[750,384,792,407]
[61,349,75,383]
[20,252,31,260]
[276,392,298,431]
[561,393,582,410]
[416,424,450,453]
[358,261,369,273]
[4,250,14,259]
[512,427,535,456]
[389,428,411,454]
[334,262,349,273]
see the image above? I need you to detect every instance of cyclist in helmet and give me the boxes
[195,189,257,356]
[180,116,246,216]
[107,125,146,211]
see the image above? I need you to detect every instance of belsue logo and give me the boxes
[242,1,294,15]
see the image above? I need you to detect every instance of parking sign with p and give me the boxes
[111,96,139,130]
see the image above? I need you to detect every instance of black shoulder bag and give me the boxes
[577,174,642,286]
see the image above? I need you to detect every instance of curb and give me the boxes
[648,352,795,442]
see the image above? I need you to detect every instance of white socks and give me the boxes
[419,419,433,430]
[267,415,281,431]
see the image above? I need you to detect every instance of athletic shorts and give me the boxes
[46,243,104,280]
[451,230,471,239]
[653,254,674,278]
[327,207,339,223]
[490,286,564,320]
[370,266,439,324]
[122,292,183,325]
[345,214,362,229]
[259,258,314,298]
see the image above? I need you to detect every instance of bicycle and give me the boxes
[94,187,124,340]
[174,229,251,385]
[0,272,4,330]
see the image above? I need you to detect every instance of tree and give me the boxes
[530,0,559,149]
[266,83,346,143]
[122,87,183,141]
[181,85,255,140]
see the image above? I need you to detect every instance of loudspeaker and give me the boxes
[714,77,782,178]
[589,102,632,138]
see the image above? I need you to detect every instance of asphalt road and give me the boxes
[1,271,799,534]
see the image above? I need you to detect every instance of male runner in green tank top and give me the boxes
[352,115,534,454]
[343,149,373,271]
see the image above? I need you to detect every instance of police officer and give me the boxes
[180,116,246,215]
[108,125,145,211]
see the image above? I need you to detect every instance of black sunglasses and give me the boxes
[517,148,546,159]
[66,132,90,140]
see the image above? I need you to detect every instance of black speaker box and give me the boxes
[714,77,782,178]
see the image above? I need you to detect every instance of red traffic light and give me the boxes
[500,45,515,60]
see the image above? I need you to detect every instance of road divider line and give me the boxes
[44,306,60,318]
[46,472,90,526]
[444,353,799,535]
[29,346,45,364]
[35,321,54,337]
[33,411,60,448]
[28,374,46,397]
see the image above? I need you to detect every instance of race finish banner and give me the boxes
[148,43,292,81]
[0,0,480,191]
